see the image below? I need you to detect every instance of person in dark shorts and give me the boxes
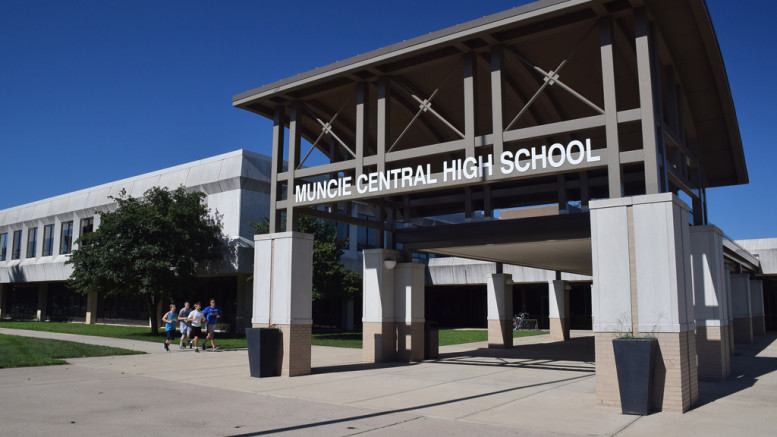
[177,301,193,349]
[187,302,206,353]
[162,303,177,352]
[201,298,222,351]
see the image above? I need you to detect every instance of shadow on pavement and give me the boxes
[435,335,595,373]
[225,373,593,437]
[697,334,777,407]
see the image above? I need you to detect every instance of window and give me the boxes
[336,221,350,242]
[11,230,22,260]
[42,224,54,256]
[79,217,94,246]
[27,227,38,258]
[356,214,376,252]
[0,233,7,261]
[60,221,73,254]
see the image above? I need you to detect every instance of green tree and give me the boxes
[251,216,361,302]
[67,186,224,334]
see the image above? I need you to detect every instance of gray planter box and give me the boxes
[246,328,282,377]
[612,337,658,415]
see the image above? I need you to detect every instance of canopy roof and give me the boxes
[235,0,747,188]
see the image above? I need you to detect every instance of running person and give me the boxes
[162,303,177,352]
[187,302,206,353]
[201,298,222,351]
[177,301,193,349]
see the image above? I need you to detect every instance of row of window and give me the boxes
[0,218,93,261]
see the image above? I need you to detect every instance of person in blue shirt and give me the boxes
[162,303,177,352]
[201,298,222,351]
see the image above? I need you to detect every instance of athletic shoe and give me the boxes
[164,344,169,351]
[179,344,185,350]
[212,346,220,351]
[195,349,200,353]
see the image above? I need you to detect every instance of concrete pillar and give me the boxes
[487,273,513,349]
[750,280,765,336]
[342,299,354,331]
[0,283,7,319]
[85,291,98,324]
[591,193,698,413]
[394,263,425,362]
[549,280,570,341]
[690,226,731,380]
[725,270,736,355]
[235,274,253,334]
[36,284,49,322]
[730,274,752,345]
[253,232,313,377]
[362,249,400,363]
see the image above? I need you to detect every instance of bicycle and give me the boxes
[513,312,531,331]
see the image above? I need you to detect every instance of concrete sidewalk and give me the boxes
[0,328,775,436]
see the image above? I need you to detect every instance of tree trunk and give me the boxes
[147,296,159,336]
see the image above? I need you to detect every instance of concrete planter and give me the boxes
[612,337,658,415]
[246,327,282,377]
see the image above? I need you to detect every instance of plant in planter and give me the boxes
[245,325,283,377]
[611,315,660,415]
[612,335,657,415]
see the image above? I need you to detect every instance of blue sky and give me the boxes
[1,0,774,240]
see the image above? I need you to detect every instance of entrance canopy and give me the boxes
[234,0,746,273]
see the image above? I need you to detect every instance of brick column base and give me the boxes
[488,319,512,349]
[733,317,753,344]
[549,318,570,341]
[595,331,698,413]
[696,325,731,380]
[363,321,396,363]
[397,322,424,362]
[278,324,311,377]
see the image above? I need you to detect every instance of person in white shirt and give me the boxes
[187,302,206,353]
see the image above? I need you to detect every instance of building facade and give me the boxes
[0,149,271,332]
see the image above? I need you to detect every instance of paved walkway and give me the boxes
[0,328,775,436]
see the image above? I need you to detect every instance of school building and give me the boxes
[0,150,268,331]
[232,0,777,413]
[2,0,777,415]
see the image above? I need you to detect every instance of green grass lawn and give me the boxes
[0,321,547,350]
[439,329,546,346]
[0,321,251,349]
[310,331,363,348]
[0,333,144,369]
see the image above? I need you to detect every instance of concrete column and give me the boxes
[750,280,765,336]
[591,193,698,413]
[342,299,354,331]
[235,274,253,333]
[690,226,731,380]
[0,283,7,319]
[725,270,736,355]
[487,273,513,349]
[730,274,752,345]
[36,284,49,322]
[362,249,400,363]
[253,232,314,377]
[394,263,425,362]
[549,280,570,341]
[85,291,98,324]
